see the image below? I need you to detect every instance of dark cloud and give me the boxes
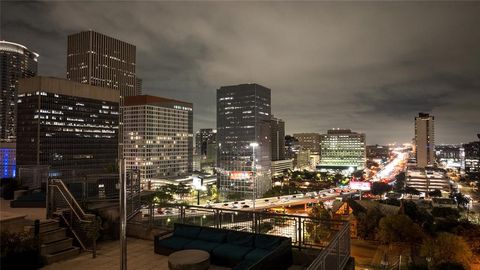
[2,1,479,144]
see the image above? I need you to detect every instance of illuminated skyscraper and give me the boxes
[415,113,435,168]
[16,76,119,179]
[67,30,138,97]
[319,129,366,171]
[293,133,320,155]
[67,31,140,156]
[217,83,271,199]
[0,41,38,142]
[271,117,285,161]
[123,95,193,184]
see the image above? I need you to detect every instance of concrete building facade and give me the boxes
[318,129,366,171]
[123,95,193,184]
[415,113,435,168]
[216,83,272,199]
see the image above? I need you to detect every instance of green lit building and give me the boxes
[318,129,366,171]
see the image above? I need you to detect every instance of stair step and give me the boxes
[45,247,80,264]
[41,237,73,256]
[40,228,67,243]
[26,220,61,234]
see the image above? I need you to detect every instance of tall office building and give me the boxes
[217,83,272,199]
[318,129,366,171]
[16,77,119,179]
[415,113,435,168]
[67,30,140,157]
[463,136,480,175]
[67,30,138,97]
[123,95,193,183]
[195,129,217,172]
[195,129,217,156]
[271,117,285,161]
[293,133,321,155]
[136,78,142,95]
[0,41,38,142]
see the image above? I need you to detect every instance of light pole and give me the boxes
[250,142,259,210]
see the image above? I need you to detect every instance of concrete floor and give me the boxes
[42,237,230,270]
[42,238,168,270]
[0,198,46,221]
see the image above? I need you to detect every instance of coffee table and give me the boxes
[168,249,210,270]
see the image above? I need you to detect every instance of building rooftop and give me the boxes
[124,95,192,107]
[18,76,119,103]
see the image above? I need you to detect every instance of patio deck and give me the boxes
[42,237,231,270]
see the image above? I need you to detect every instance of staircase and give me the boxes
[27,219,80,264]
[45,179,98,262]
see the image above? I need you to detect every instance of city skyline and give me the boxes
[2,1,480,144]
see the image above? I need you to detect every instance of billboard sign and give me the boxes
[349,181,371,191]
[229,171,252,180]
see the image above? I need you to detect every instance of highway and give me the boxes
[204,188,358,211]
[372,150,407,183]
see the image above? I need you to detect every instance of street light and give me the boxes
[250,142,259,210]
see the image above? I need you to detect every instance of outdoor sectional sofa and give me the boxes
[154,223,292,270]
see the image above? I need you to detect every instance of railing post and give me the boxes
[297,217,302,249]
[337,234,340,270]
[46,179,50,219]
[92,236,96,258]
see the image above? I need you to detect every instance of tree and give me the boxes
[371,182,392,195]
[404,186,420,196]
[451,192,470,208]
[176,182,191,199]
[306,203,332,244]
[152,187,174,205]
[420,233,472,270]
[356,206,384,240]
[207,184,219,202]
[431,207,460,220]
[377,214,424,246]
[428,189,442,197]
[402,200,434,233]
[333,173,344,185]
[393,172,406,192]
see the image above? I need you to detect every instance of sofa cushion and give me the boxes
[231,260,257,270]
[254,234,281,250]
[213,243,253,261]
[173,224,202,239]
[227,230,254,247]
[184,239,222,253]
[157,236,192,251]
[198,227,227,243]
[244,248,272,261]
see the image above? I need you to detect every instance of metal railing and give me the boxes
[306,218,350,270]
[135,204,350,269]
[47,179,97,256]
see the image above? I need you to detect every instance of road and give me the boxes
[204,188,358,211]
[372,150,407,183]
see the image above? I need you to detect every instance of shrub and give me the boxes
[0,231,43,269]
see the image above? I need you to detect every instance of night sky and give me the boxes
[2,1,479,144]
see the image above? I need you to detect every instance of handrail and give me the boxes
[48,180,96,256]
[50,184,93,223]
[306,221,350,270]
[52,179,88,217]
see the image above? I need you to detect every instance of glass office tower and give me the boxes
[0,41,38,142]
[16,77,119,179]
[217,83,271,199]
